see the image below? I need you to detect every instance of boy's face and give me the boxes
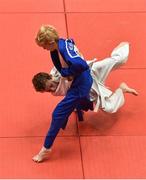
[44,79,58,92]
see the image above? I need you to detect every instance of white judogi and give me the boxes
[50,43,129,113]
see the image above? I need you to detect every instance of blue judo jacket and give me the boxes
[50,38,93,112]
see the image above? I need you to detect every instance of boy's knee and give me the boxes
[103,99,116,113]
[52,108,67,120]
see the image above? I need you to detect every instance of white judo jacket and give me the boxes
[50,43,129,113]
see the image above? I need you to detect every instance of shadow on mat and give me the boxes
[77,109,134,135]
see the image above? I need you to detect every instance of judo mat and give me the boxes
[0,0,146,178]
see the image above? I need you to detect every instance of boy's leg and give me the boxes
[43,95,78,149]
[111,42,129,66]
[103,82,138,113]
[91,42,129,84]
[103,88,125,113]
[32,94,78,163]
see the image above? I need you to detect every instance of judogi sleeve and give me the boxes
[50,50,62,72]
[59,39,89,77]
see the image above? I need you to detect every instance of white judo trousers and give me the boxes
[89,43,129,113]
[50,43,129,114]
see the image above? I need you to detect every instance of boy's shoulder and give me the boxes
[59,38,75,47]
[59,38,77,55]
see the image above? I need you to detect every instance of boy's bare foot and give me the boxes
[120,82,138,96]
[32,147,52,163]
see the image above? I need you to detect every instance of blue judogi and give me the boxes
[44,38,93,149]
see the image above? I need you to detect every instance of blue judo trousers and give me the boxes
[44,38,93,149]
